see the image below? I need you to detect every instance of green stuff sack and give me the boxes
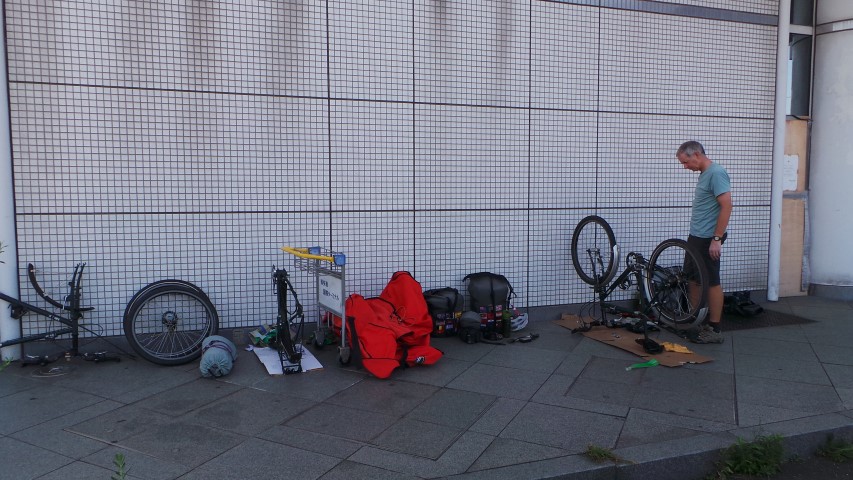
[199,335,238,378]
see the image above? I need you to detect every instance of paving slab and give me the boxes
[0,436,72,480]
[1,296,852,480]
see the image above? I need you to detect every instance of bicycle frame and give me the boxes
[579,251,657,329]
[272,267,305,374]
[0,263,90,356]
[579,248,704,335]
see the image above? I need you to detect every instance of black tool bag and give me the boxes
[724,291,764,317]
[424,287,462,337]
[463,272,515,333]
[458,311,482,344]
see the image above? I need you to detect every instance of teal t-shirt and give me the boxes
[690,162,730,238]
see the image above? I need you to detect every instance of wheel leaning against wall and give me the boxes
[123,280,219,366]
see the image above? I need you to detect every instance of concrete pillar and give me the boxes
[0,0,22,360]
[808,0,853,298]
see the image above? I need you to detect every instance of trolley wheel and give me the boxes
[338,346,351,365]
[123,281,219,365]
[313,328,326,349]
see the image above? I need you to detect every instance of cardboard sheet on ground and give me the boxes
[252,345,323,374]
[555,314,713,367]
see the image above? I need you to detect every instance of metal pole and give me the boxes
[767,0,792,302]
[0,0,22,359]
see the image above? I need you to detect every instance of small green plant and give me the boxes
[0,357,12,372]
[711,434,784,479]
[584,444,629,464]
[817,434,853,463]
[111,452,129,480]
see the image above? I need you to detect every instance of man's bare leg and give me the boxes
[707,284,724,329]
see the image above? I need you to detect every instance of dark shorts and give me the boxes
[686,233,727,287]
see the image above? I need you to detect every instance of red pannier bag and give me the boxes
[379,271,442,367]
[344,271,442,378]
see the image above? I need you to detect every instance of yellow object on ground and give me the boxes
[661,342,693,354]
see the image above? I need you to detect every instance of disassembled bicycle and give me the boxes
[271,267,306,374]
[0,262,220,366]
[570,215,709,335]
[0,263,123,364]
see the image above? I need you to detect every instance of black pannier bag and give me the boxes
[423,287,462,337]
[463,272,515,334]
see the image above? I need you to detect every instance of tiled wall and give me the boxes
[4,0,779,334]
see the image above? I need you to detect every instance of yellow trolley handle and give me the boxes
[281,246,346,266]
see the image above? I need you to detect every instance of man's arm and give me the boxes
[709,191,732,260]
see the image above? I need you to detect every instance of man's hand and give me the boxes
[709,241,722,260]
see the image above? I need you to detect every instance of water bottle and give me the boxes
[502,308,512,337]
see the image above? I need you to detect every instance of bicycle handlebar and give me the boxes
[280,246,346,266]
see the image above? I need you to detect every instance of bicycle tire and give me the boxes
[125,279,210,311]
[644,238,709,324]
[571,215,618,286]
[123,282,219,365]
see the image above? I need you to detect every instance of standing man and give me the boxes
[676,141,732,344]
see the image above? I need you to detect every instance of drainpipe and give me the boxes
[767,0,791,302]
[0,0,21,360]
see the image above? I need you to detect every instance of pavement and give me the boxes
[1,294,852,480]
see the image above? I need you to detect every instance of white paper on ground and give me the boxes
[253,345,323,374]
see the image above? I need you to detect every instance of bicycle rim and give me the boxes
[645,238,709,324]
[123,283,219,365]
[571,215,618,286]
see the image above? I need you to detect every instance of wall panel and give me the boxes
[4,0,780,337]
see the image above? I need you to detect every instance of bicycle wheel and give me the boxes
[571,215,618,286]
[644,239,709,324]
[123,282,219,365]
[125,279,209,309]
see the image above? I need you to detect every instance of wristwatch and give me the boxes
[712,235,722,242]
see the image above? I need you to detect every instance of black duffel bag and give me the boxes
[424,287,462,337]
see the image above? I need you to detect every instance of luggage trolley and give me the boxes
[280,246,351,364]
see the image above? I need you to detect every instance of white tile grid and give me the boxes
[5,0,781,332]
[413,210,528,309]
[530,110,599,209]
[414,0,530,107]
[10,85,331,214]
[531,2,600,111]
[530,205,768,306]
[414,104,529,210]
[529,210,594,306]
[330,101,415,211]
[528,205,689,305]
[14,212,331,337]
[331,211,416,298]
[329,0,414,102]
[5,0,329,97]
[720,206,772,289]
[598,10,777,118]
[655,0,779,15]
[596,113,775,209]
